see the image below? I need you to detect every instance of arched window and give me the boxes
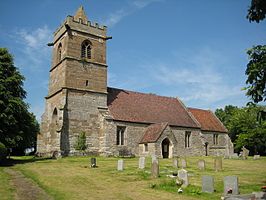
[52,108,58,125]
[57,43,62,62]
[81,40,91,59]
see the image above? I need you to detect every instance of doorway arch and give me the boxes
[162,138,170,158]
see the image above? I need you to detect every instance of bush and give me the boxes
[74,132,87,151]
[0,142,7,162]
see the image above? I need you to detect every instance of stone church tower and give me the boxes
[37,7,109,156]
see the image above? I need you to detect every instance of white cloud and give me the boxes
[103,0,163,27]
[14,25,53,70]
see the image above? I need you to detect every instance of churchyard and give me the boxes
[0,156,266,200]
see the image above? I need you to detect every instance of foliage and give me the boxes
[215,105,266,155]
[0,142,7,161]
[74,132,87,151]
[247,0,266,23]
[0,48,39,154]
[244,45,266,103]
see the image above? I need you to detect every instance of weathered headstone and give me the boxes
[253,155,260,160]
[173,158,178,168]
[214,157,222,171]
[242,146,249,160]
[202,175,214,193]
[117,159,124,171]
[178,169,189,187]
[151,159,159,178]
[181,158,187,168]
[198,159,205,170]
[230,153,239,159]
[151,155,157,163]
[90,157,97,168]
[139,157,145,169]
[224,176,239,195]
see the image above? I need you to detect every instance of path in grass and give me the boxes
[4,168,53,200]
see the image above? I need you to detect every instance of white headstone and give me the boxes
[253,155,260,160]
[117,159,124,171]
[178,169,189,187]
[139,157,145,169]
[151,155,157,163]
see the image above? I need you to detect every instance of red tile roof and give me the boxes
[140,123,168,143]
[188,108,228,133]
[107,87,200,128]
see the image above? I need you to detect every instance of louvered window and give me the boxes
[81,40,91,59]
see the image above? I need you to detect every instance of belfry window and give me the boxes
[185,131,191,148]
[116,126,126,145]
[57,43,62,62]
[213,134,218,145]
[81,40,91,59]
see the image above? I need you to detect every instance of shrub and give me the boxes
[0,142,7,162]
[74,132,87,151]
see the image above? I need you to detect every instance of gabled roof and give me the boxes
[107,87,200,128]
[188,108,228,133]
[139,123,168,144]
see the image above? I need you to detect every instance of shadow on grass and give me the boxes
[0,156,54,167]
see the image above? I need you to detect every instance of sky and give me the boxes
[0,0,265,121]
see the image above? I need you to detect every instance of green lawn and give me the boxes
[1,156,266,200]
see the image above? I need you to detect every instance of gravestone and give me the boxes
[242,146,249,160]
[90,157,97,168]
[181,158,187,168]
[151,155,157,163]
[202,175,214,193]
[214,157,222,171]
[117,159,124,171]
[178,169,189,187]
[139,157,145,169]
[230,153,239,159]
[253,155,260,160]
[173,158,178,168]
[198,159,205,170]
[151,159,159,178]
[224,176,239,195]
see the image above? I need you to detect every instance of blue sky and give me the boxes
[0,0,265,121]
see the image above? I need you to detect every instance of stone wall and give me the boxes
[66,90,107,154]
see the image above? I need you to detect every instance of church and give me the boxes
[37,7,234,158]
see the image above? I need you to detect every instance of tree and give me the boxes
[0,48,39,154]
[247,0,266,23]
[216,105,266,155]
[245,45,266,103]
[244,1,266,103]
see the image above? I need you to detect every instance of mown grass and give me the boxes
[1,156,266,200]
[0,167,14,200]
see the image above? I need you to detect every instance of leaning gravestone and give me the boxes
[151,159,159,178]
[198,159,205,170]
[202,175,214,193]
[178,169,189,187]
[214,157,222,171]
[224,176,239,195]
[139,157,145,169]
[90,157,97,168]
[181,158,187,168]
[117,159,124,171]
[242,146,249,160]
[173,158,178,168]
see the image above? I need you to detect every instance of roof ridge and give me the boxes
[108,87,178,100]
